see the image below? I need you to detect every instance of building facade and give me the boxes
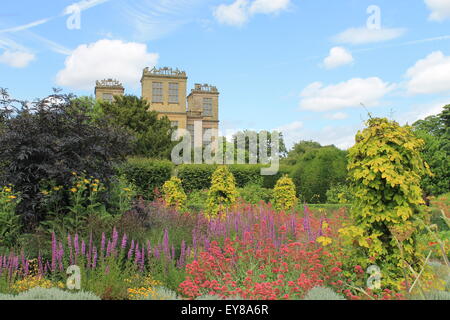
[95,67,220,142]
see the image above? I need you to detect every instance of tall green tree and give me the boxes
[99,95,176,159]
[291,145,348,203]
[232,130,288,163]
[412,105,450,196]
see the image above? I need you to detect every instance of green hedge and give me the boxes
[177,164,285,193]
[261,165,293,189]
[119,158,295,197]
[118,158,174,199]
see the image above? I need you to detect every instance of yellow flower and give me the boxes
[53,186,62,191]
[72,172,77,176]
[316,236,333,246]
[8,195,17,199]
[84,179,90,184]
[4,187,12,193]
[70,188,77,193]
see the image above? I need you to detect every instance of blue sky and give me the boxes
[1,0,450,149]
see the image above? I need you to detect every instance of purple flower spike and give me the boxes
[112,228,119,251]
[121,234,128,249]
[128,240,135,260]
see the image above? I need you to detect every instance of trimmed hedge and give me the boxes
[118,158,295,197]
[178,164,287,193]
[118,158,174,199]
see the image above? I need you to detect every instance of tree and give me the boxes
[232,130,288,163]
[206,166,238,217]
[285,140,322,165]
[0,89,132,229]
[291,146,348,203]
[412,105,450,196]
[99,95,176,159]
[340,118,431,289]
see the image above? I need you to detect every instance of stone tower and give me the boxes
[94,79,124,102]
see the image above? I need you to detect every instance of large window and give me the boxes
[152,82,163,103]
[169,83,179,103]
[102,93,113,103]
[203,98,213,116]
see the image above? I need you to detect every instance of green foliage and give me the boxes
[303,286,346,300]
[326,183,352,204]
[206,166,238,217]
[99,95,176,159]
[178,164,267,193]
[118,158,174,200]
[232,130,288,161]
[39,175,113,235]
[0,186,21,248]
[291,146,348,203]
[272,175,298,212]
[285,140,322,165]
[261,165,293,189]
[186,190,209,212]
[0,89,131,230]
[162,177,187,211]
[178,165,216,193]
[340,117,431,289]
[412,105,450,196]
[238,184,273,204]
[0,287,101,300]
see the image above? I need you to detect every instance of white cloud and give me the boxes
[300,77,395,112]
[0,18,50,33]
[249,0,290,15]
[0,50,35,68]
[323,47,354,69]
[405,51,450,95]
[398,100,447,125]
[55,39,159,90]
[214,0,250,27]
[214,0,291,26]
[425,0,450,21]
[334,27,406,45]
[325,112,349,120]
[63,0,111,14]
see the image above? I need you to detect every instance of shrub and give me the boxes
[186,190,208,212]
[272,175,298,212]
[0,89,131,230]
[162,177,187,211]
[178,165,216,193]
[291,146,348,203]
[326,183,352,204]
[229,165,263,187]
[261,165,293,189]
[340,118,431,289]
[178,164,273,193]
[238,184,273,204]
[303,286,346,300]
[119,158,174,200]
[206,166,238,217]
[0,186,21,248]
[0,287,101,300]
